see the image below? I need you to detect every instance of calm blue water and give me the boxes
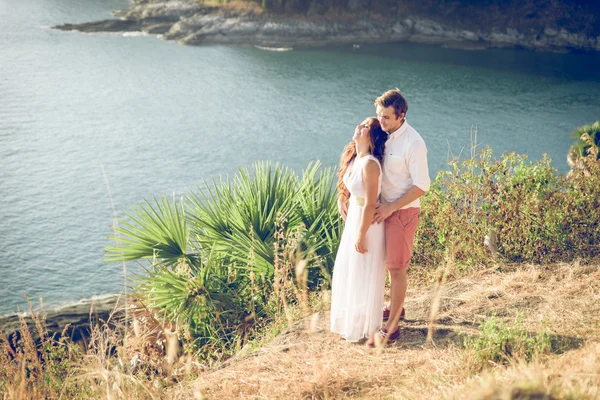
[1,0,599,314]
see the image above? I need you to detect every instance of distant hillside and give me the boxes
[56,0,600,51]
[259,0,600,37]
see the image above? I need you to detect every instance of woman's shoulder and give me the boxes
[363,156,382,174]
[365,155,381,165]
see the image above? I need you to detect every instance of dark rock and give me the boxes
[0,295,124,344]
[143,23,175,34]
[54,19,142,33]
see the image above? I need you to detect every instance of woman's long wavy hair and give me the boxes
[337,117,387,202]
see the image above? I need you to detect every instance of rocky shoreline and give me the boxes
[52,1,600,53]
[0,295,124,343]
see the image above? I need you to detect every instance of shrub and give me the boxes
[414,146,600,272]
[0,299,89,399]
[568,121,600,168]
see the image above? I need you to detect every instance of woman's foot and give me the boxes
[366,333,375,347]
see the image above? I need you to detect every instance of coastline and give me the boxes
[0,294,123,342]
[52,2,600,53]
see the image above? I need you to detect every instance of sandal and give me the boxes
[382,306,405,321]
[368,327,400,347]
[379,327,400,342]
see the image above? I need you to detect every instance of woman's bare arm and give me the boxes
[355,160,380,254]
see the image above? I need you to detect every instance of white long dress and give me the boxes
[330,155,386,342]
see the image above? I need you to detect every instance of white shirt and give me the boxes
[381,121,431,208]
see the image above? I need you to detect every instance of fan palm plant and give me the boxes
[129,256,245,355]
[106,161,342,357]
[294,161,342,286]
[186,161,302,276]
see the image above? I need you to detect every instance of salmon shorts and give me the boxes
[384,207,420,270]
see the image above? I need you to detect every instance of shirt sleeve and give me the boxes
[408,139,431,192]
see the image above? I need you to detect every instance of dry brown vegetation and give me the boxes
[1,259,599,399]
[166,260,600,399]
[204,0,265,16]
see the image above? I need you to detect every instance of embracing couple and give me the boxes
[330,89,430,346]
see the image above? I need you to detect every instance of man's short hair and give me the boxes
[374,89,408,118]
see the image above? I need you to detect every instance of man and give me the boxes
[373,89,430,342]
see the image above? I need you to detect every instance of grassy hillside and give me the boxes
[3,260,598,398]
[182,261,600,399]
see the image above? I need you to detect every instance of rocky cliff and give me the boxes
[53,0,600,52]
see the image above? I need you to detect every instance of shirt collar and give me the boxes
[388,120,408,139]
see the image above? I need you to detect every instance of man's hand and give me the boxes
[338,197,349,221]
[355,234,367,254]
[373,202,396,224]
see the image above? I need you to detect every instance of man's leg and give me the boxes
[383,208,420,336]
[384,268,407,334]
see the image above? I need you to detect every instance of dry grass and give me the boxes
[427,261,600,340]
[455,342,600,399]
[2,261,598,399]
[203,0,265,16]
[172,316,467,399]
[170,260,600,399]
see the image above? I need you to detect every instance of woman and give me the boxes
[330,117,387,344]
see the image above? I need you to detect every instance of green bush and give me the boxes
[414,146,600,270]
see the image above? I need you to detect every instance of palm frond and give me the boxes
[130,261,241,347]
[187,161,304,276]
[295,161,342,277]
[105,196,196,268]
